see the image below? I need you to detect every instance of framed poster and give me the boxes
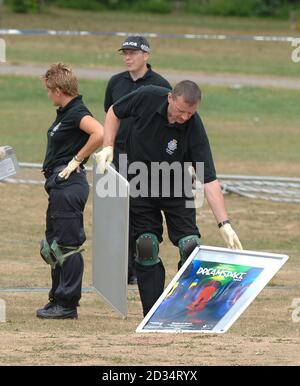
[93,163,130,319]
[136,246,289,333]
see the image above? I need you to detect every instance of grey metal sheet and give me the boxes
[0,146,19,181]
[92,163,129,319]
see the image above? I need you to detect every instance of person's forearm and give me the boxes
[77,132,102,161]
[204,179,229,224]
[103,106,121,147]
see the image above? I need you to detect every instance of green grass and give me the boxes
[0,75,299,175]
[201,86,300,166]
[0,9,299,364]
[0,76,105,162]
[0,186,299,365]
[1,7,299,77]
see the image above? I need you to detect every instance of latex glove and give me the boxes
[58,157,81,180]
[219,223,243,250]
[94,146,114,174]
[0,146,6,160]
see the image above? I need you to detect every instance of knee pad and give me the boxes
[40,239,84,268]
[178,235,200,265]
[40,239,57,268]
[136,233,160,267]
[50,240,84,267]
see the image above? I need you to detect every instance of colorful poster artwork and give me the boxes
[143,260,263,331]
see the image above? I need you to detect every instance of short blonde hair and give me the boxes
[43,63,78,96]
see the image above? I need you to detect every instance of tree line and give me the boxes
[3,0,300,18]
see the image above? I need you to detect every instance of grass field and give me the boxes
[0,74,299,365]
[0,180,299,365]
[0,7,300,366]
[1,7,299,77]
[0,76,299,175]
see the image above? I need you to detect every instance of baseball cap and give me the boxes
[118,36,150,53]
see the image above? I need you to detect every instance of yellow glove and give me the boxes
[219,223,243,250]
[58,157,81,180]
[94,146,114,174]
[0,146,6,160]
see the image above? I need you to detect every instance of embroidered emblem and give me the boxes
[166,139,178,155]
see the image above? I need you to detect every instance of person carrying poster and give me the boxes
[95,80,242,316]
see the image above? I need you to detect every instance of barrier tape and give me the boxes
[0,29,299,43]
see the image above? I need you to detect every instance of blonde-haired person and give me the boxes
[37,63,103,319]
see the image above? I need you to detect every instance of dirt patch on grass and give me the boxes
[0,179,299,365]
[0,289,299,366]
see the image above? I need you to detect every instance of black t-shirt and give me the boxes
[104,64,171,148]
[113,85,217,186]
[43,95,92,170]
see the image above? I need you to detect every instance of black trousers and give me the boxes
[130,196,200,245]
[44,169,89,308]
[130,196,200,315]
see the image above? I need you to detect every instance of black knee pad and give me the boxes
[178,235,200,266]
[136,233,160,267]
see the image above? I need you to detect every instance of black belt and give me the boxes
[43,165,86,179]
[43,165,67,179]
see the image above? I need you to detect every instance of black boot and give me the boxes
[36,299,57,314]
[36,304,78,319]
[128,261,138,285]
[128,273,138,285]
[136,260,165,316]
[128,238,137,285]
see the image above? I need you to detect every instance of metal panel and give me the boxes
[0,146,19,181]
[92,163,129,319]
